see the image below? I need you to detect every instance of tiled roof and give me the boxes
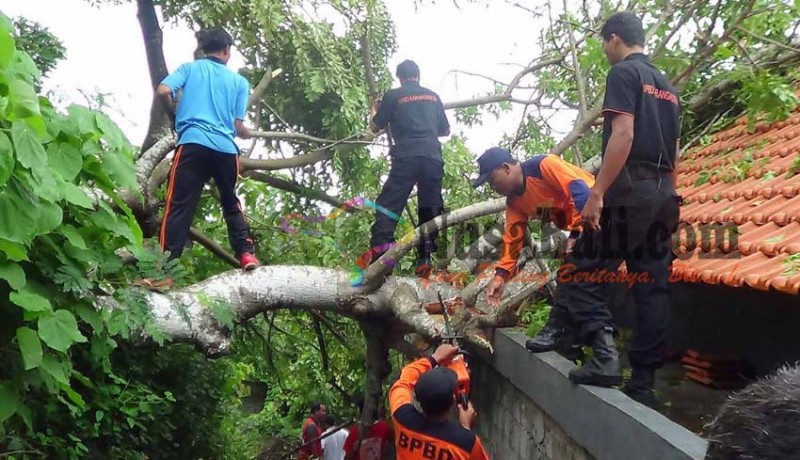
[671,113,800,294]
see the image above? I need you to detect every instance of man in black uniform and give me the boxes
[568,12,681,407]
[368,60,450,276]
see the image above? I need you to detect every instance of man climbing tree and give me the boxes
[571,12,681,404]
[156,28,260,274]
[367,59,450,277]
[472,147,592,362]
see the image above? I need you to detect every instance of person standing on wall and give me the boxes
[569,11,682,408]
[156,28,260,273]
[367,59,451,278]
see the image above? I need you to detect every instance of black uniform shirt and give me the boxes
[602,53,680,204]
[373,81,450,160]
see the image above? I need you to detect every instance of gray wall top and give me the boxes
[475,329,708,460]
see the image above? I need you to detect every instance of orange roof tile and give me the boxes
[671,112,800,294]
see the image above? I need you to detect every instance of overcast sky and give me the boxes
[0,0,571,156]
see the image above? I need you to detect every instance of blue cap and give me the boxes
[473,147,513,188]
[415,367,458,408]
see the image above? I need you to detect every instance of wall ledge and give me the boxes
[475,328,709,460]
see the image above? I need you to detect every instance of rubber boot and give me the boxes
[568,326,623,387]
[622,367,661,410]
[525,307,563,353]
[555,325,585,362]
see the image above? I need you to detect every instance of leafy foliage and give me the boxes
[10,17,66,92]
[0,15,251,459]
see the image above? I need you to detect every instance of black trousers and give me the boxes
[160,143,254,259]
[369,156,444,260]
[566,182,680,369]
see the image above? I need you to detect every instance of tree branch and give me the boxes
[242,171,344,208]
[188,227,239,268]
[361,199,506,292]
[249,67,283,109]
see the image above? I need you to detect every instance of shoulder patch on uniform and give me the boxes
[522,156,546,178]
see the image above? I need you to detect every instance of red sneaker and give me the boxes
[240,252,260,271]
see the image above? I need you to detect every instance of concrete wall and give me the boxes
[470,329,708,460]
[471,347,592,460]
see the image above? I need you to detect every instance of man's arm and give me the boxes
[486,204,528,307]
[672,138,680,189]
[234,78,253,139]
[158,64,190,126]
[592,114,634,198]
[235,119,252,140]
[388,344,459,414]
[389,358,433,413]
[495,204,529,281]
[582,66,636,231]
[371,93,395,134]
[156,84,177,124]
[437,99,450,137]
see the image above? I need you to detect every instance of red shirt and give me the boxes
[299,417,322,459]
[343,420,393,460]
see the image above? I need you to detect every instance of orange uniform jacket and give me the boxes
[389,358,490,460]
[496,155,595,280]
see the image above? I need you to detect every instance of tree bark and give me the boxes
[135,0,172,154]
[98,266,465,356]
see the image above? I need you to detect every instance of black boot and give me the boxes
[568,327,623,387]
[525,307,564,353]
[555,326,585,362]
[622,367,661,410]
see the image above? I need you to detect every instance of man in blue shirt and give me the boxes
[155,28,259,271]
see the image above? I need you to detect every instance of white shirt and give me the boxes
[321,427,348,460]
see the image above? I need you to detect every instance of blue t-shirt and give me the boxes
[161,57,250,154]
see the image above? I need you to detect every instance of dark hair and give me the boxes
[505,158,519,165]
[419,395,453,418]
[601,12,645,47]
[396,60,420,80]
[705,364,800,460]
[310,402,323,414]
[199,28,233,54]
[325,415,336,427]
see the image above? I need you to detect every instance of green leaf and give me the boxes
[40,353,70,386]
[16,327,42,370]
[8,79,40,119]
[101,148,137,190]
[95,112,129,149]
[0,131,14,187]
[0,239,28,261]
[62,182,93,209]
[0,24,14,67]
[38,310,87,352]
[0,261,25,289]
[10,121,47,170]
[0,189,37,243]
[61,224,87,250]
[47,143,83,181]
[35,200,63,235]
[10,288,51,312]
[0,382,18,423]
[74,303,102,333]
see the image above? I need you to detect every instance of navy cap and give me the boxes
[414,367,458,407]
[472,147,514,188]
